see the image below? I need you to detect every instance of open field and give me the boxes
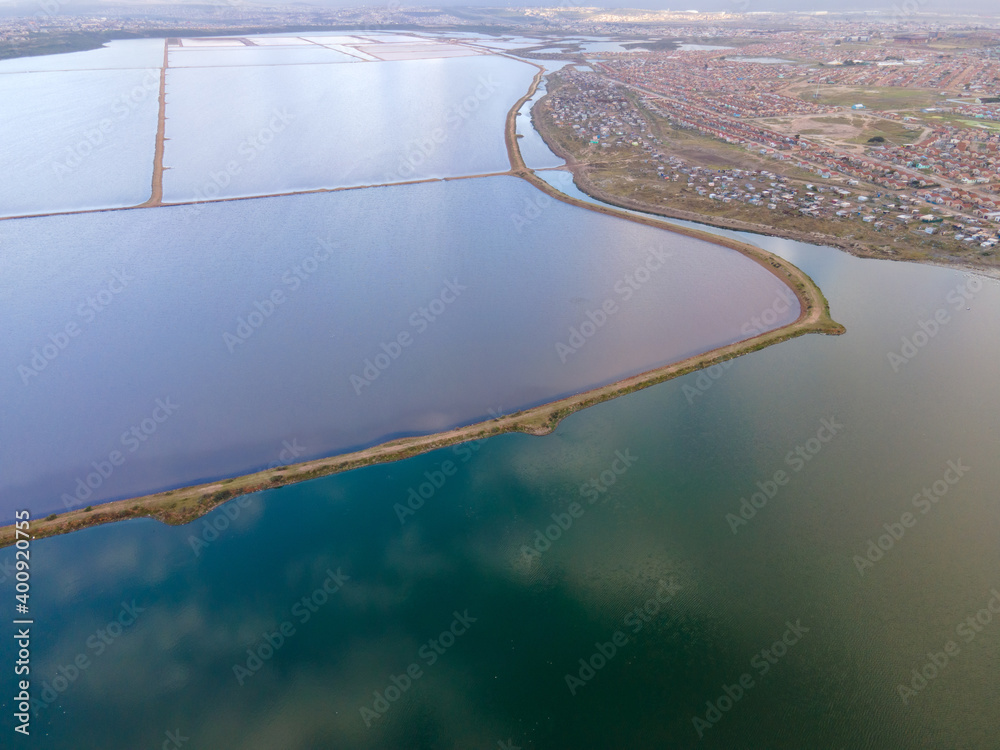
[926,36,999,51]
[960,119,1000,131]
[785,84,947,111]
[762,112,924,148]
[922,112,1000,128]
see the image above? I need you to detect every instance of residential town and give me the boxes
[543,33,1000,248]
[539,66,1000,253]
[3,4,998,256]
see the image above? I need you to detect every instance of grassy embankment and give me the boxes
[0,61,845,550]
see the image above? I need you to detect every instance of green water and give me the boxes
[5,236,1000,749]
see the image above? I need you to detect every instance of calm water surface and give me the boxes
[0,175,795,518]
[517,80,565,169]
[161,55,536,199]
[2,225,998,749]
[3,41,999,750]
[0,68,159,217]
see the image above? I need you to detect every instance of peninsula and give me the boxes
[0,59,844,549]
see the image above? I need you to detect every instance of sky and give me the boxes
[652,0,996,13]
[0,0,997,17]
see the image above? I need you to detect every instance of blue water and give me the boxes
[160,55,536,199]
[0,68,159,217]
[0,175,797,519]
[0,38,165,73]
[579,42,632,53]
[168,45,361,67]
[516,80,565,169]
[2,40,1000,749]
[3,222,998,749]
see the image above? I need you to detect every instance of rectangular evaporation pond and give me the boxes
[168,46,359,67]
[297,38,381,61]
[0,68,159,218]
[160,55,536,201]
[247,37,317,46]
[477,41,544,50]
[299,36,370,45]
[360,45,482,61]
[0,38,166,74]
[0,176,800,517]
[321,45,380,62]
[177,38,247,47]
[351,34,436,44]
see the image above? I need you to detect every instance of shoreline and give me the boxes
[527,73,1000,281]
[0,60,844,550]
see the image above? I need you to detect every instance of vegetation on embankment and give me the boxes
[530,71,998,275]
[0,58,844,550]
